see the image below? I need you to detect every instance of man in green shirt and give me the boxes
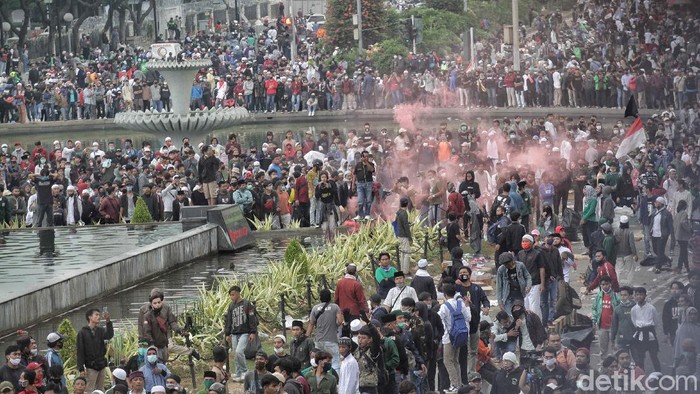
[374,252,397,300]
[304,351,337,394]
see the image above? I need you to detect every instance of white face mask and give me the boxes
[544,358,557,368]
[30,349,38,356]
[9,358,21,366]
[274,347,284,355]
[147,355,158,364]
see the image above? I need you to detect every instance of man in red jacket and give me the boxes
[586,249,620,293]
[334,263,369,335]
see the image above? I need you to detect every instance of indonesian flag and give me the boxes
[615,116,647,159]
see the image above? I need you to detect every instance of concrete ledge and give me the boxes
[0,107,658,135]
[0,223,219,336]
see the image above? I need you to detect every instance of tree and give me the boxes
[0,0,32,50]
[369,38,408,75]
[325,0,387,50]
[131,197,153,224]
[425,0,464,14]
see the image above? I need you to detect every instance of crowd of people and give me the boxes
[0,103,699,394]
[1,0,699,123]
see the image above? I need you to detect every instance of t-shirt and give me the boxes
[310,302,340,343]
[600,293,613,329]
[36,176,54,205]
[507,267,523,300]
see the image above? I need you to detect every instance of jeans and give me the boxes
[291,94,300,111]
[266,94,276,111]
[487,88,497,107]
[515,91,525,107]
[310,197,319,226]
[357,181,373,217]
[541,278,559,323]
[326,92,334,110]
[642,224,652,256]
[230,333,250,376]
[315,341,340,372]
[598,328,612,358]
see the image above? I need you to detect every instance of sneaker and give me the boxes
[444,386,458,394]
[364,215,371,221]
[353,215,361,221]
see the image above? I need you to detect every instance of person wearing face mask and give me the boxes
[537,347,567,388]
[138,346,170,393]
[303,351,337,394]
[195,372,217,394]
[243,352,270,394]
[14,336,44,369]
[0,345,24,391]
[45,333,64,379]
[491,352,526,394]
[266,336,289,373]
[16,370,37,394]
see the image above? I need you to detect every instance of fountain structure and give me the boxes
[114,43,248,133]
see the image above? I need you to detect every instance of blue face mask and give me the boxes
[147,355,158,364]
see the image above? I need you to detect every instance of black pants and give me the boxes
[35,203,54,227]
[582,221,597,248]
[631,337,661,373]
[678,240,689,272]
[652,236,670,269]
[554,190,568,216]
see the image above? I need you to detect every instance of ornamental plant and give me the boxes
[130,197,153,224]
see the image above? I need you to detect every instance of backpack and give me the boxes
[487,216,510,243]
[444,299,470,348]
[525,311,548,347]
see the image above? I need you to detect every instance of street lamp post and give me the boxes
[1,21,10,48]
[64,13,74,54]
[512,0,520,71]
[45,0,55,56]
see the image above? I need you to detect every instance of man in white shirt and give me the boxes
[382,271,418,312]
[552,70,562,106]
[338,337,359,394]
[438,284,471,393]
[630,287,661,373]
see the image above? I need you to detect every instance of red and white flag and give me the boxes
[615,116,647,159]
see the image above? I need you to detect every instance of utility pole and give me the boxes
[410,14,416,54]
[512,0,520,71]
[288,0,296,62]
[463,0,467,12]
[470,27,474,61]
[356,0,363,54]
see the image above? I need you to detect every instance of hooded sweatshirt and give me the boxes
[600,186,615,223]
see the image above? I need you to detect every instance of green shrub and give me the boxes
[370,39,409,75]
[130,197,153,224]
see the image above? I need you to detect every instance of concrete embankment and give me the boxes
[0,223,219,336]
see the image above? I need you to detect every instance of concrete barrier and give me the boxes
[0,224,219,336]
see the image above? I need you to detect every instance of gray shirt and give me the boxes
[310,302,341,343]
